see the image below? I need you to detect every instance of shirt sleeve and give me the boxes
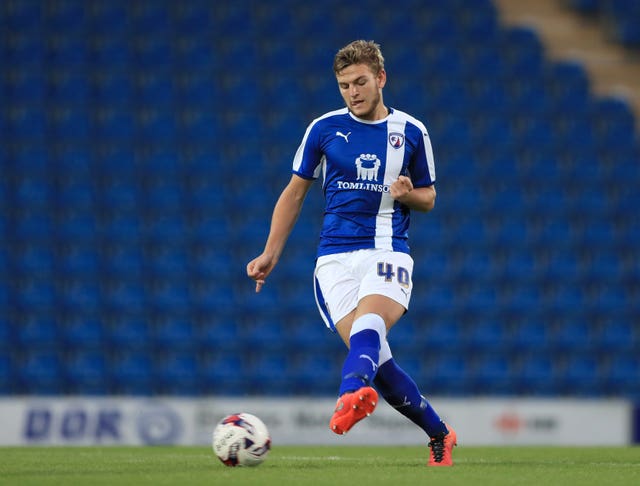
[292,121,323,180]
[408,123,436,187]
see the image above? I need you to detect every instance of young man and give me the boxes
[247,40,457,466]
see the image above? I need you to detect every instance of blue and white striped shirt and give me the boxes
[292,107,436,257]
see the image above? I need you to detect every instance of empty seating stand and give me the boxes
[0,0,637,398]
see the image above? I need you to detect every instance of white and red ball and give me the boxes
[212,413,271,467]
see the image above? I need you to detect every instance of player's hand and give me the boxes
[246,254,276,293]
[390,175,413,201]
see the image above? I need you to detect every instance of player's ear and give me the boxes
[377,69,387,89]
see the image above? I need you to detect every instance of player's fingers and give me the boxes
[255,279,265,293]
[399,175,413,189]
[246,260,257,277]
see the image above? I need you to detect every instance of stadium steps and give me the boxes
[494,0,640,120]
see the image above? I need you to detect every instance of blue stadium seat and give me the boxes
[596,319,637,353]
[88,35,131,68]
[155,352,200,395]
[16,314,59,349]
[546,61,591,115]
[58,279,101,314]
[290,354,338,395]
[590,96,636,149]
[91,71,133,105]
[4,0,43,29]
[0,313,11,352]
[560,354,604,396]
[147,280,190,316]
[108,315,152,351]
[551,318,597,353]
[62,316,105,350]
[5,105,46,140]
[200,353,246,396]
[500,26,545,78]
[5,56,45,103]
[248,353,293,395]
[423,352,470,395]
[47,72,90,105]
[603,0,640,47]
[92,107,135,141]
[606,354,640,395]
[465,320,509,352]
[65,350,109,395]
[509,316,552,352]
[517,354,560,396]
[20,350,64,394]
[57,244,100,277]
[471,354,514,395]
[198,317,243,352]
[13,244,55,275]
[153,318,197,351]
[110,351,155,395]
[102,243,144,279]
[422,317,463,351]
[102,280,147,315]
[0,353,13,393]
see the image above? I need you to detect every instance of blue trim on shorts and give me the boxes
[314,274,336,332]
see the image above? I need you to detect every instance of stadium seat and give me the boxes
[155,352,200,395]
[62,316,105,350]
[19,350,64,394]
[471,354,515,395]
[153,317,197,351]
[560,354,604,396]
[517,354,560,396]
[423,352,470,396]
[550,318,597,353]
[606,354,640,396]
[107,315,152,351]
[65,350,109,395]
[16,314,59,349]
[110,351,155,395]
[0,353,13,393]
[290,354,339,395]
[248,353,294,396]
[200,352,247,396]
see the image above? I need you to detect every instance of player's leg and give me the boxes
[314,255,380,434]
[373,340,456,465]
[329,294,407,434]
[374,340,447,436]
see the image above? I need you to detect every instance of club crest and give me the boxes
[389,132,404,149]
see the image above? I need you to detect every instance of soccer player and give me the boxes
[247,40,457,466]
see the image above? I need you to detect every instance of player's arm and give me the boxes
[390,175,436,212]
[247,174,314,292]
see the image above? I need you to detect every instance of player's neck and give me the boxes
[352,103,390,122]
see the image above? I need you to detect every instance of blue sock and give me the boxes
[373,358,448,438]
[338,314,384,396]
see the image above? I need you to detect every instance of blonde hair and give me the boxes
[333,40,385,75]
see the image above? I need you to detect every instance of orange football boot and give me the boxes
[329,386,378,435]
[428,423,457,466]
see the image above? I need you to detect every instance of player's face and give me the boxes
[336,63,387,121]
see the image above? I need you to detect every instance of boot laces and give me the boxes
[429,435,445,462]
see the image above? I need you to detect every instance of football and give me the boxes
[212,413,271,467]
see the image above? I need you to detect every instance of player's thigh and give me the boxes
[314,255,360,332]
[357,250,414,312]
[355,294,406,330]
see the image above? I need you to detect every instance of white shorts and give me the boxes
[313,249,414,331]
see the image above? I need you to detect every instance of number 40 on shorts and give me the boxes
[377,262,410,287]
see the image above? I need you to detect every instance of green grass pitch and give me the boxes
[1,445,639,485]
